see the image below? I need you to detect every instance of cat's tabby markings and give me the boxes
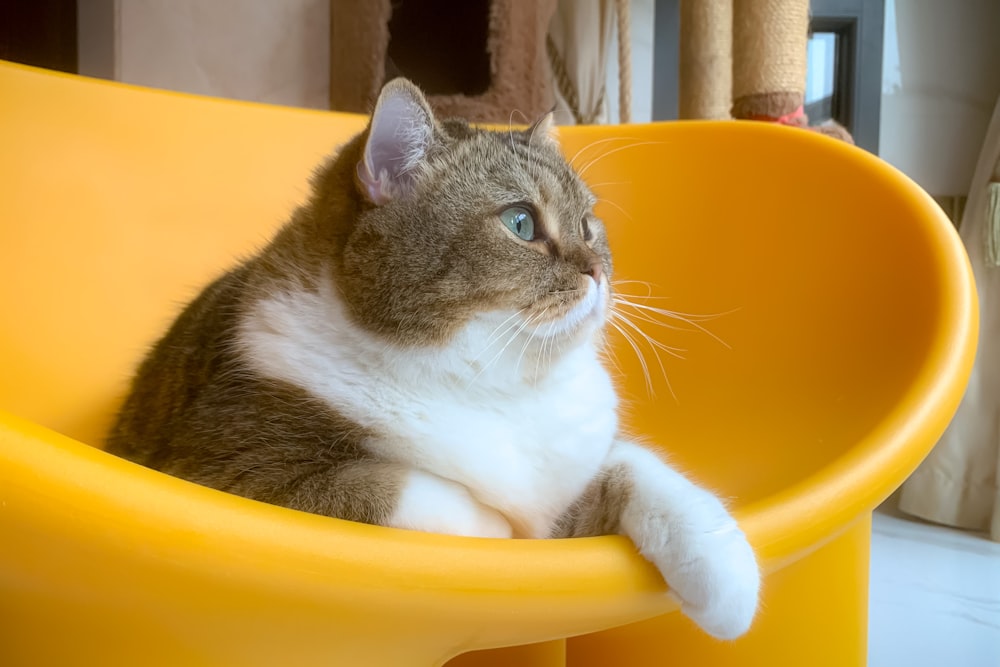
[107,79,760,639]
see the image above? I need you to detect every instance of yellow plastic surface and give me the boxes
[0,61,977,666]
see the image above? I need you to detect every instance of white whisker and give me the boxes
[612,284,737,320]
[514,309,547,377]
[611,302,690,349]
[601,339,626,379]
[610,311,678,401]
[534,318,557,383]
[617,298,733,321]
[611,297,693,333]
[612,309,687,360]
[507,109,518,152]
[568,136,641,171]
[482,309,528,348]
[611,279,657,298]
[467,311,526,366]
[577,141,670,179]
[595,197,633,222]
[585,180,630,190]
[614,298,734,348]
[467,310,536,388]
[607,316,655,397]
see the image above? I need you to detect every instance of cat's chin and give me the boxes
[527,280,608,345]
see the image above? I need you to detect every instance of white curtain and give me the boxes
[546,0,615,125]
[899,95,1000,542]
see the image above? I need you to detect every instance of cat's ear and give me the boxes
[527,110,559,149]
[357,78,437,205]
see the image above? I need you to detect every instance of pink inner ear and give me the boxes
[356,161,394,206]
[358,89,433,205]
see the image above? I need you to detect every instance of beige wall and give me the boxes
[79,0,330,110]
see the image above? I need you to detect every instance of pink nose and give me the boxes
[583,261,603,285]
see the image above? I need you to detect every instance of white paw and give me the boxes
[388,470,513,538]
[642,501,760,639]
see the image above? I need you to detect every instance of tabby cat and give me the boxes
[107,78,759,639]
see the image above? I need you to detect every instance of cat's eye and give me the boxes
[500,206,535,241]
[582,216,593,241]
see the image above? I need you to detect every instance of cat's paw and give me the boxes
[388,470,513,538]
[642,501,760,639]
[667,521,759,639]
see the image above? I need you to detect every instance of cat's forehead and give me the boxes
[436,121,595,212]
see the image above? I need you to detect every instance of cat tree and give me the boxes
[330,0,557,122]
[330,0,635,126]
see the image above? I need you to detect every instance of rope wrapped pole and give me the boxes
[615,0,632,123]
[679,0,732,120]
[731,0,808,124]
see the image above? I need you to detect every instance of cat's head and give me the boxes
[325,79,612,358]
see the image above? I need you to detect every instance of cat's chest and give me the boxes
[367,357,619,537]
[240,291,618,536]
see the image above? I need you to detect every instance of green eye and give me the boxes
[500,206,535,241]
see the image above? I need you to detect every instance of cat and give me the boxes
[106,78,760,640]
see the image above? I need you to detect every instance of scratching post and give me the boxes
[731,0,809,125]
[730,0,854,141]
[330,0,557,123]
[615,0,633,123]
[679,0,732,120]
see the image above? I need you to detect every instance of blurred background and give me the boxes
[3,0,999,218]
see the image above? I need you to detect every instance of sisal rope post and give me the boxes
[615,0,632,123]
[731,0,809,123]
[679,0,732,120]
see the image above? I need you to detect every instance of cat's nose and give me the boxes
[583,261,603,285]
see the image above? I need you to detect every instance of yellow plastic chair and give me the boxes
[0,61,977,667]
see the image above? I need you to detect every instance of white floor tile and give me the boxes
[870,511,1000,667]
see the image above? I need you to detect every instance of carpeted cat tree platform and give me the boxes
[330,0,557,122]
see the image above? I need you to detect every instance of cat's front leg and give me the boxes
[552,440,760,639]
[388,469,514,539]
[242,459,513,539]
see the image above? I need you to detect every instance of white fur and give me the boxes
[239,277,617,538]
[607,441,760,640]
[238,275,759,637]
[388,470,513,538]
